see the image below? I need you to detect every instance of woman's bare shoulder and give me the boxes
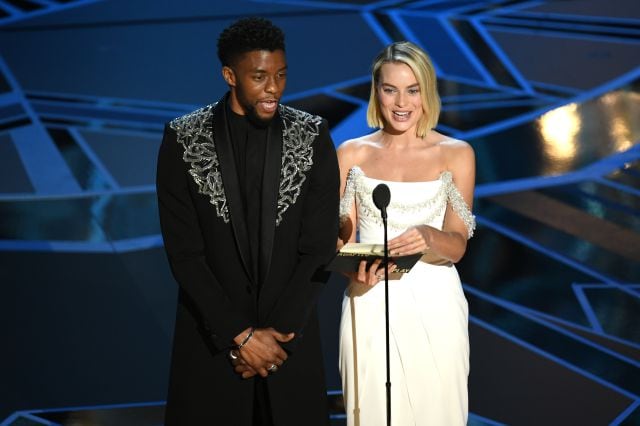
[435,137,475,176]
[437,136,474,157]
[337,131,382,163]
[432,132,470,148]
[339,132,381,150]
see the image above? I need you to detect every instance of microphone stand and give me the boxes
[373,183,392,426]
[382,204,391,426]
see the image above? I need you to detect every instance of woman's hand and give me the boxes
[388,225,433,256]
[347,258,397,287]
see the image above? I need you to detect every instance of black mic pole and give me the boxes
[372,183,391,426]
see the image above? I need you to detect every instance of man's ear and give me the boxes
[222,66,235,87]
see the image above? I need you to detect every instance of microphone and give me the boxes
[372,183,391,219]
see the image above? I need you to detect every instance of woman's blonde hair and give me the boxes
[366,41,440,137]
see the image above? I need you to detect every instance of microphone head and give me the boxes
[372,183,391,211]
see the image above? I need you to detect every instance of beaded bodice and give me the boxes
[339,166,475,243]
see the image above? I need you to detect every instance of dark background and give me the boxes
[1,1,638,425]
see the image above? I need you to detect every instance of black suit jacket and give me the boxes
[156,95,339,425]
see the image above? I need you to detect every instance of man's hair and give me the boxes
[367,41,441,137]
[217,17,285,67]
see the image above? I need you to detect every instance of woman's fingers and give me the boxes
[388,231,415,254]
[368,259,384,286]
[370,262,396,283]
[357,259,368,282]
[356,258,387,286]
[388,227,431,255]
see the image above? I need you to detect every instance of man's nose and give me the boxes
[265,77,277,93]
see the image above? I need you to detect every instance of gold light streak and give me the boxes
[601,91,639,153]
[610,116,633,152]
[537,103,580,173]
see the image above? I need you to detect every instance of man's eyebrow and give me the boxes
[252,66,288,73]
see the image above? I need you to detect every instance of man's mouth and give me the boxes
[258,99,278,113]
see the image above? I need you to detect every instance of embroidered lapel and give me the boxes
[169,103,229,222]
[275,105,322,224]
[170,103,322,227]
[169,100,253,280]
[169,101,322,283]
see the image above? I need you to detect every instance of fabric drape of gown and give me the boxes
[338,166,475,426]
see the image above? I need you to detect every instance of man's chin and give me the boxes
[247,110,276,128]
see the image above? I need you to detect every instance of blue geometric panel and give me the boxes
[11,125,82,194]
[579,284,640,343]
[401,14,488,82]
[0,102,25,121]
[79,129,161,187]
[0,133,33,193]
[0,7,381,105]
[524,0,640,20]
[488,30,640,91]
[0,0,101,26]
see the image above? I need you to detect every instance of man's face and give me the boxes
[223,49,287,125]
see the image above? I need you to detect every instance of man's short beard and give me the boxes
[242,102,274,128]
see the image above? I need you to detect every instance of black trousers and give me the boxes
[253,377,273,426]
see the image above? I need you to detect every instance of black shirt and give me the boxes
[226,106,268,285]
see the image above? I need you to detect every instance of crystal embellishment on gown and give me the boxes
[339,166,475,238]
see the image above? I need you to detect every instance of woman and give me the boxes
[337,41,475,425]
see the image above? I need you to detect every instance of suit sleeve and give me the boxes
[265,120,340,349]
[156,124,251,351]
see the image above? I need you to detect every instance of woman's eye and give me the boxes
[408,88,420,95]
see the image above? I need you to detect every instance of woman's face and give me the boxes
[377,62,423,135]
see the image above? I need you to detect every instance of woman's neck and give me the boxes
[379,128,424,150]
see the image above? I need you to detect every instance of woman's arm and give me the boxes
[337,140,395,285]
[337,141,358,247]
[388,140,475,263]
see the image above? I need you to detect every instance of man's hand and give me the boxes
[233,327,294,378]
[229,349,258,379]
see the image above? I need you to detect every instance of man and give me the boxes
[156,17,339,425]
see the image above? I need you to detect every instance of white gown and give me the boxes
[338,166,475,426]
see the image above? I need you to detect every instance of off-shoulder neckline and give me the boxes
[350,165,450,184]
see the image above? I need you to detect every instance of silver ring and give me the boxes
[228,349,239,361]
[267,364,278,373]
